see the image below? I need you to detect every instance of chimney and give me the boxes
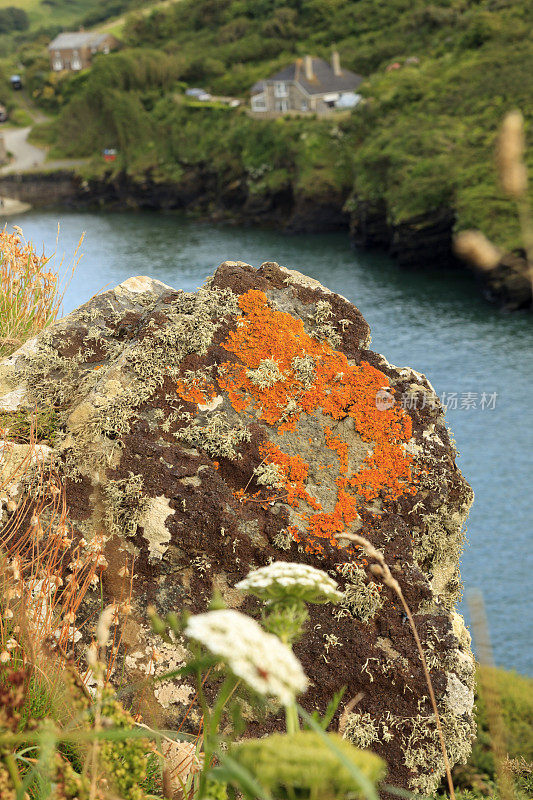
[332,50,342,77]
[304,55,314,81]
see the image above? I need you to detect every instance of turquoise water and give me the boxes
[7,209,532,675]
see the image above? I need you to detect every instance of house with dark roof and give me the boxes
[250,53,363,115]
[48,31,120,72]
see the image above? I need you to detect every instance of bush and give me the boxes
[8,107,33,126]
[0,6,29,34]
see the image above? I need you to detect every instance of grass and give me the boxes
[0,406,59,445]
[452,668,533,799]
[93,0,184,39]
[0,0,95,31]
[0,227,81,359]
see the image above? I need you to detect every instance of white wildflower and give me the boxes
[184,609,307,705]
[236,562,343,605]
[0,651,10,663]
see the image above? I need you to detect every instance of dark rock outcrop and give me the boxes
[0,262,476,793]
[390,208,460,270]
[349,199,391,250]
[481,249,532,311]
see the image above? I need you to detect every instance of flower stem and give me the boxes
[285,702,299,735]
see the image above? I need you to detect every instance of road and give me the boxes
[0,126,46,174]
[0,124,88,175]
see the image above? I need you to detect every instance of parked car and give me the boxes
[185,87,212,101]
[10,75,22,90]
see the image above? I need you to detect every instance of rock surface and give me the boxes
[0,262,475,793]
[482,248,532,311]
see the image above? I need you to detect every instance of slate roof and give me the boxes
[251,57,363,95]
[48,32,112,51]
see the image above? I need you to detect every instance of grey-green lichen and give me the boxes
[343,712,380,749]
[404,712,476,794]
[273,530,293,550]
[175,411,251,459]
[336,563,383,622]
[343,706,475,794]
[254,461,284,489]
[291,355,316,387]
[246,358,286,389]
[314,300,342,348]
[104,472,149,539]
[14,284,242,481]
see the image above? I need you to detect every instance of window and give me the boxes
[52,51,63,71]
[275,99,289,113]
[251,93,267,112]
[71,49,81,70]
[301,100,308,112]
[274,81,288,98]
[103,45,110,54]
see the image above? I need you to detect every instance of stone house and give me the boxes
[250,53,363,115]
[48,31,120,72]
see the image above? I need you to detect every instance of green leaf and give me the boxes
[311,685,346,730]
[297,705,379,800]
[218,753,273,800]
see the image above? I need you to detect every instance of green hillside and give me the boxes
[24,0,533,252]
[0,0,153,46]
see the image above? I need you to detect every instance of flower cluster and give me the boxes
[236,562,343,605]
[184,609,308,705]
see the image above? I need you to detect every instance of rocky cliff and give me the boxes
[0,262,476,793]
[2,169,529,310]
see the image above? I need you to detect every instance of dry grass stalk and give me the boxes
[0,225,83,359]
[497,110,533,289]
[467,590,515,800]
[1,422,106,670]
[338,691,364,736]
[498,111,528,199]
[454,230,502,272]
[338,531,456,800]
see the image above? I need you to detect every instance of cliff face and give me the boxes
[0,262,476,793]
[4,168,529,311]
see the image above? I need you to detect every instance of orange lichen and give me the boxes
[176,375,217,406]
[216,290,417,553]
[259,442,322,511]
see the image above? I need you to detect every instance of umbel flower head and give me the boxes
[236,561,343,605]
[184,609,308,705]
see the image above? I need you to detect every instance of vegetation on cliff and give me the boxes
[18,0,533,253]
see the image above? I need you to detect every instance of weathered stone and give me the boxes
[0,262,475,793]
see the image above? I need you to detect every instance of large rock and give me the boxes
[0,263,475,793]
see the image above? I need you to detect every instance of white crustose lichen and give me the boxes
[236,561,344,605]
[184,609,308,705]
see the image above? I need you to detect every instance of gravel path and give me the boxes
[0,126,46,174]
